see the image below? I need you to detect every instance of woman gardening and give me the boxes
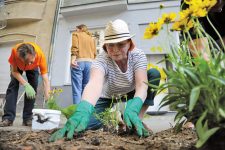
[49,19,160,142]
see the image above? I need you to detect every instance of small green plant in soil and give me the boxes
[94,95,127,133]
[47,88,77,119]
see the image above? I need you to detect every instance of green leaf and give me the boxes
[174,111,186,122]
[196,127,220,148]
[195,58,209,74]
[219,108,225,118]
[196,111,207,138]
[61,104,77,118]
[174,119,186,133]
[159,100,176,109]
[189,86,201,112]
[208,75,225,85]
[146,82,159,89]
[156,58,166,64]
[47,98,61,111]
[183,67,200,84]
[202,120,208,131]
[159,94,182,106]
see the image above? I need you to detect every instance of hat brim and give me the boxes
[103,34,135,44]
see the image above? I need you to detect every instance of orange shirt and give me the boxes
[8,42,48,75]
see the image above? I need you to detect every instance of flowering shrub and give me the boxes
[144,0,225,148]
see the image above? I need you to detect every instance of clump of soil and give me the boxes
[0,128,197,150]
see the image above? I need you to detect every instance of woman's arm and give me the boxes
[134,69,148,102]
[188,37,210,61]
[82,68,105,106]
[71,33,79,68]
[41,73,50,99]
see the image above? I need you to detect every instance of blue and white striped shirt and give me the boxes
[92,48,147,99]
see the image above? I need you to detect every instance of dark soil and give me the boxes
[0,128,197,150]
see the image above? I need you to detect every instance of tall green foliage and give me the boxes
[157,47,225,148]
[144,1,225,147]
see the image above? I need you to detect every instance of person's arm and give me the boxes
[123,68,149,137]
[134,69,148,102]
[41,73,50,100]
[188,37,210,61]
[11,65,27,85]
[82,68,105,106]
[71,33,79,68]
[11,65,36,99]
[49,68,104,142]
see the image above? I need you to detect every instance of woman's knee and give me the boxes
[87,116,103,130]
[147,68,161,80]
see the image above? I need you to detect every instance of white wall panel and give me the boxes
[0,43,12,93]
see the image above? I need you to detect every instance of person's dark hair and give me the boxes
[17,43,36,59]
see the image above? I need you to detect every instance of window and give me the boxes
[90,28,105,55]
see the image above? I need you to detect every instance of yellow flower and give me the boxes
[171,18,193,32]
[179,8,194,20]
[159,12,177,24]
[150,22,163,30]
[190,4,207,17]
[185,19,194,31]
[193,0,217,11]
[187,0,217,17]
[184,0,192,5]
[184,0,199,5]
[144,22,162,39]
[207,0,217,8]
[194,7,208,17]
[201,0,217,13]
[144,29,154,39]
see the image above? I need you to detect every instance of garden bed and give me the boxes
[0,128,197,150]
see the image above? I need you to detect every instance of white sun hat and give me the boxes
[103,19,135,44]
[103,19,135,51]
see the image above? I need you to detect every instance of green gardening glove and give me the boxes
[124,97,149,137]
[49,100,94,142]
[24,83,36,99]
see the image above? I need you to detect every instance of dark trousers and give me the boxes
[2,68,39,122]
[87,68,161,130]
